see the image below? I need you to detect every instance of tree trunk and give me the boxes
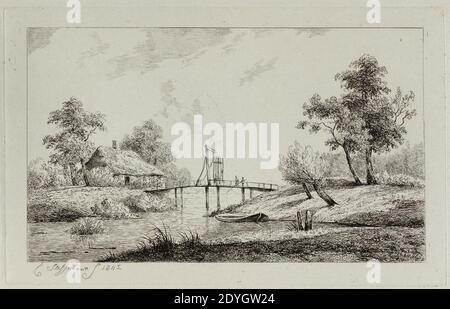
[302,183,313,199]
[342,143,362,185]
[312,181,337,207]
[80,160,90,186]
[365,148,377,185]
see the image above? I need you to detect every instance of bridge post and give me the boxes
[174,188,178,207]
[250,189,253,199]
[241,187,245,203]
[205,186,209,210]
[180,188,184,208]
[216,186,220,211]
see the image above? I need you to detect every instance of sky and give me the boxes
[28,27,423,184]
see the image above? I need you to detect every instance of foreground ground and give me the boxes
[100,226,423,262]
[100,182,425,262]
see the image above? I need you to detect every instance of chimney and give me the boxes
[112,140,117,150]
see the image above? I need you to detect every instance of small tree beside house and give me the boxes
[43,97,106,186]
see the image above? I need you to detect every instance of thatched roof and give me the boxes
[85,146,164,177]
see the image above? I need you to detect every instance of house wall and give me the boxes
[86,166,162,189]
[86,167,123,187]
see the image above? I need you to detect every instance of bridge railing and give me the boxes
[195,179,279,190]
[244,182,280,191]
[152,179,279,190]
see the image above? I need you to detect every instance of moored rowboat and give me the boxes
[214,213,269,223]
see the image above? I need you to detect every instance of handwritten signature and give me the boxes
[34,262,122,280]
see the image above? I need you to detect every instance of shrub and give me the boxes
[91,198,138,219]
[27,202,88,223]
[27,159,70,191]
[374,143,425,179]
[70,218,105,235]
[320,143,425,181]
[122,193,174,213]
[279,142,338,206]
[374,171,424,188]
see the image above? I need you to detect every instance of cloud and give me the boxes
[296,28,330,38]
[221,31,248,55]
[181,49,207,67]
[108,28,231,79]
[28,28,59,54]
[77,32,110,65]
[239,57,278,86]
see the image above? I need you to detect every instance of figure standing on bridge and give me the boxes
[235,176,239,186]
[241,177,246,186]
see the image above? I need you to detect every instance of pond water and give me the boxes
[27,188,290,262]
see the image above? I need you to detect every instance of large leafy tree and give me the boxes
[299,54,416,185]
[161,163,192,187]
[298,95,367,185]
[120,119,174,167]
[121,120,191,187]
[43,97,106,186]
[336,54,416,184]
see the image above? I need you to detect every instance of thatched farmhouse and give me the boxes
[85,141,164,188]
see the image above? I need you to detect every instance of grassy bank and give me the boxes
[99,183,425,262]
[100,226,424,262]
[213,183,424,228]
[28,186,174,223]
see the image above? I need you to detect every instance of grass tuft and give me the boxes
[179,230,201,247]
[99,226,204,262]
[70,217,105,235]
[146,224,176,256]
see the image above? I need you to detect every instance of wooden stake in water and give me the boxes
[296,211,303,231]
[305,210,313,231]
[216,186,220,211]
[174,188,178,207]
[205,186,209,210]
[180,187,184,208]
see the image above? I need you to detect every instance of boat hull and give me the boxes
[214,213,269,223]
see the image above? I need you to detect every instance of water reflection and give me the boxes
[28,188,249,262]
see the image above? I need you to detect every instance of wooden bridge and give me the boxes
[145,145,279,211]
[145,179,279,210]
